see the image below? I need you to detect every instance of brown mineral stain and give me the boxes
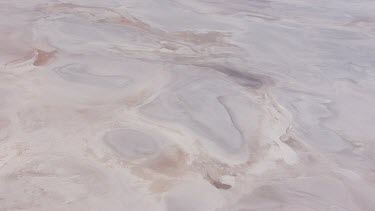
[0,118,10,128]
[42,3,151,32]
[123,89,152,107]
[131,166,154,180]
[149,179,174,193]
[282,137,305,151]
[0,117,10,140]
[145,148,187,177]
[113,17,151,31]
[39,3,230,47]
[173,31,227,45]
[33,49,56,66]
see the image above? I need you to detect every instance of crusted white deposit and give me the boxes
[1,0,375,210]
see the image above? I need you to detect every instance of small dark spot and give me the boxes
[211,180,232,190]
[206,174,232,190]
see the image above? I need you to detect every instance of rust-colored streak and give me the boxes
[33,50,56,66]
[39,3,227,46]
[172,31,227,45]
[145,148,187,177]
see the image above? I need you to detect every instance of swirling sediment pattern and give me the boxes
[1,1,375,210]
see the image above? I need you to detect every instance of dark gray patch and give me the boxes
[210,65,268,89]
[206,174,232,190]
[190,63,272,89]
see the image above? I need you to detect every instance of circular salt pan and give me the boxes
[104,129,159,159]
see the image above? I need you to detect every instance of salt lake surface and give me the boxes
[1,0,375,210]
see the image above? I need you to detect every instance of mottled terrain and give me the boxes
[1,0,375,211]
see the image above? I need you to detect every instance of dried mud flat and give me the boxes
[1,1,375,211]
